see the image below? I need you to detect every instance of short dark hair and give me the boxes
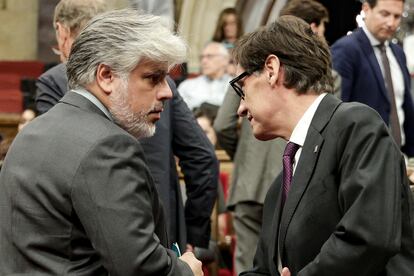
[365,0,404,8]
[233,15,333,94]
[280,0,329,26]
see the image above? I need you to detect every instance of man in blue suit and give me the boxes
[332,0,414,158]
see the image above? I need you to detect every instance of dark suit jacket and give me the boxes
[36,63,68,114]
[35,65,219,250]
[214,86,285,210]
[140,78,218,249]
[0,92,193,275]
[241,94,414,276]
[331,28,414,157]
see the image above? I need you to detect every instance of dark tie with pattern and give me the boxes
[282,142,300,206]
[378,43,402,147]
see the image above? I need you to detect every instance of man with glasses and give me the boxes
[178,42,231,111]
[231,15,414,276]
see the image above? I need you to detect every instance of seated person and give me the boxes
[178,42,231,110]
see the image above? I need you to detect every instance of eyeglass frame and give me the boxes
[229,71,249,100]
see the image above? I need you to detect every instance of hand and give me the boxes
[281,267,291,276]
[407,168,414,183]
[180,252,203,276]
[186,243,194,252]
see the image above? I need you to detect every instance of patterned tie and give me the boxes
[282,142,300,206]
[377,43,402,147]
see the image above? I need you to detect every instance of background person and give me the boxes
[212,7,244,50]
[331,0,414,158]
[178,42,231,112]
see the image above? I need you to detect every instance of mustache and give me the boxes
[148,102,165,113]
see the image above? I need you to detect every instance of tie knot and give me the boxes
[283,142,300,158]
[377,43,386,53]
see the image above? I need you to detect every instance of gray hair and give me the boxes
[204,41,229,57]
[67,9,187,89]
[54,0,108,38]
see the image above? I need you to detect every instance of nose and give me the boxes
[157,79,173,101]
[237,100,248,117]
[386,15,400,29]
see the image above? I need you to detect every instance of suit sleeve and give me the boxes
[169,79,219,248]
[213,86,241,160]
[71,134,193,276]
[35,64,68,114]
[331,40,356,102]
[299,106,412,275]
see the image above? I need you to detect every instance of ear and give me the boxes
[55,22,72,59]
[96,64,116,95]
[362,2,370,13]
[310,22,319,34]
[264,54,281,87]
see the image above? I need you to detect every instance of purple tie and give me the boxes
[282,142,300,206]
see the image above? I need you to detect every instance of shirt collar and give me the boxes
[71,88,113,121]
[289,93,327,147]
[361,25,389,47]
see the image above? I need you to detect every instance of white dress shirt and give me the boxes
[177,74,230,110]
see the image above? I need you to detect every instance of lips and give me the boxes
[149,103,164,114]
[149,108,163,114]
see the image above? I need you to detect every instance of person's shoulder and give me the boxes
[39,63,66,80]
[334,101,384,129]
[332,29,361,51]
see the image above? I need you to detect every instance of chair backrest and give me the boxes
[0,73,21,89]
[0,88,23,113]
[0,61,44,79]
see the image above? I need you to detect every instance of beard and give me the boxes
[108,78,156,139]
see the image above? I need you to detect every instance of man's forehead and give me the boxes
[137,59,168,72]
[203,44,221,54]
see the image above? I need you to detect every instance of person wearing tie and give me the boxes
[331,0,414,160]
[229,15,414,276]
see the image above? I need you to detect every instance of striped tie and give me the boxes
[282,142,300,207]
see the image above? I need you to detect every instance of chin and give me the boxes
[253,128,277,141]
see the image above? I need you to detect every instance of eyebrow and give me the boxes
[142,70,167,78]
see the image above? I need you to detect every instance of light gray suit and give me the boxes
[214,87,285,273]
[0,91,193,275]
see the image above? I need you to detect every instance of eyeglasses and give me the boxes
[229,71,250,100]
[199,54,224,60]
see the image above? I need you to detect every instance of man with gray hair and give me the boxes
[178,41,231,111]
[36,0,219,256]
[36,0,108,113]
[0,9,203,276]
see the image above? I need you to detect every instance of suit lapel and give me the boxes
[356,28,390,104]
[278,94,342,261]
[278,131,323,259]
